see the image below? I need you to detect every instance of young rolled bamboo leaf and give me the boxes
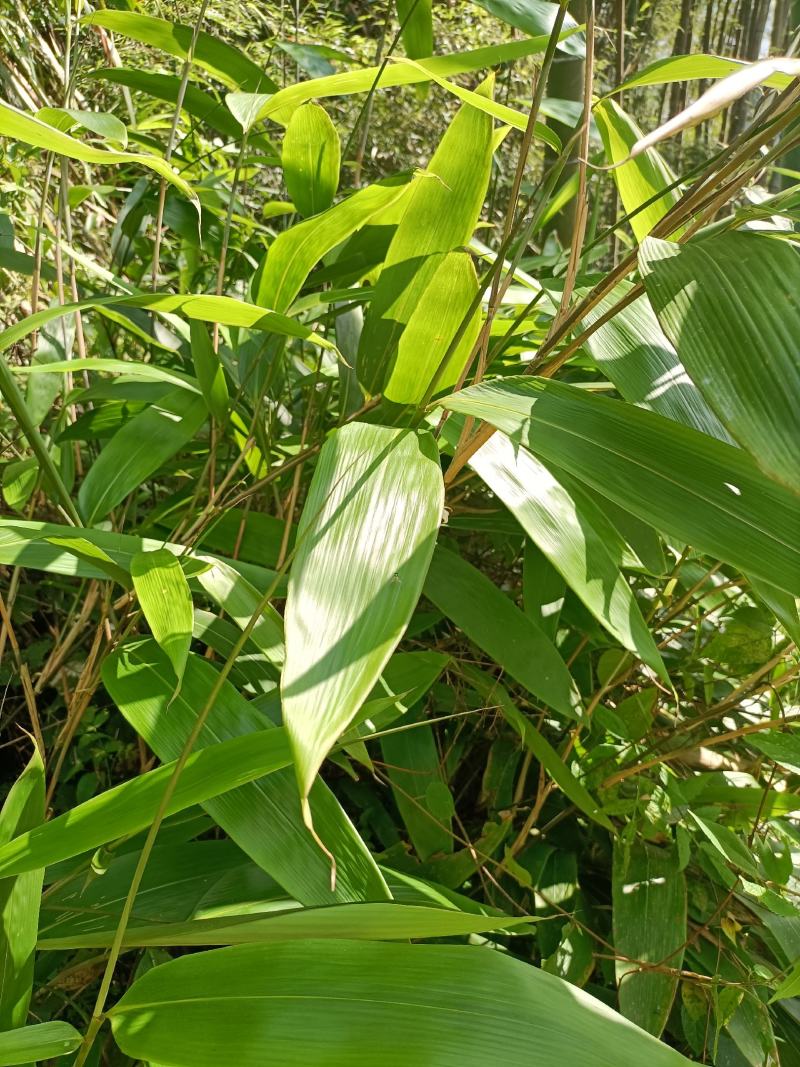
[254,176,413,313]
[282,423,443,805]
[613,839,687,1036]
[249,33,573,125]
[594,99,681,241]
[103,641,390,904]
[442,420,667,680]
[0,1021,81,1066]
[640,233,800,495]
[0,731,291,879]
[189,320,229,422]
[440,377,800,596]
[78,389,207,524]
[0,99,197,207]
[629,57,800,158]
[424,546,583,719]
[282,102,341,218]
[108,940,693,1067]
[397,0,433,58]
[131,549,194,688]
[383,251,482,405]
[358,87,494,394]
[581,280,732,442]
[0,749,44,1031]
[83,10,276,93]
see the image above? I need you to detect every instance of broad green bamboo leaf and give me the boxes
[616,54,793,94]
[358,91,494,395]
[464,666,611,829]
[771,959,800,1002]
[613,840,686,1036]
[78,388,207,524]
[594,99,680,241]
[90,69,245,140]
[0,519,276,592]
[0,292,329,358]
[0,99,196,206]
[397,0,433,58]
[383,251,481,405]
[0,731,291,879]
[449,423,666,679]
[283,423,443,801]
[0,750,44,1030]
[424,546,583,719]
[2,459,37,513]
[249,32,577,125]
[195,557,285,667]
[83,11,275,93]
[109,940,692,1067]
[640,233,800,495]
[103,641,390,904]
[190,321,229,422]
[581,281,732,442]
[472,0,585,56]
[381,715,454,860]
[689,813,761,879]
[0,1022,81,1066]
[440,377,800,596]
[254,176,413,313]
[132,549,194,687]
[282,102,340,218]
[746,730,800,774]
[40,901,529,950]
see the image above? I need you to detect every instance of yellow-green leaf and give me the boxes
[282,102,340,218]
[131,549,194,687]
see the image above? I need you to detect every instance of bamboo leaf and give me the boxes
[0,1022,81,1066]
[444,421,666,679]
[282,102,340,218]
[358,91,494,395]
[594,99,681,241]
[0,731,291,879]
[613,840,686,1036]
[0,98,196,206]
[640,232,800,495]
[397,0,433,58]
[471,0,585,56]
[424,546,583,719]
[40,901,529,950]
[77,388,207,524]
[103,640,390,904]
[108,940,692,1067]
[581,281,732,442]
[383,251,482,405]
[196,557,285,668]
[247,32,579,126]
[254,176,413,314]
[83,10,276,93]
[0,749,45,1030]
[615,54,794,95]
[440,377,800,596]
[132,549,194,687]
[283,423,443,800]
[190,321,229,422]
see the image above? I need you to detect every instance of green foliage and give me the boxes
[1,2,799,1065]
